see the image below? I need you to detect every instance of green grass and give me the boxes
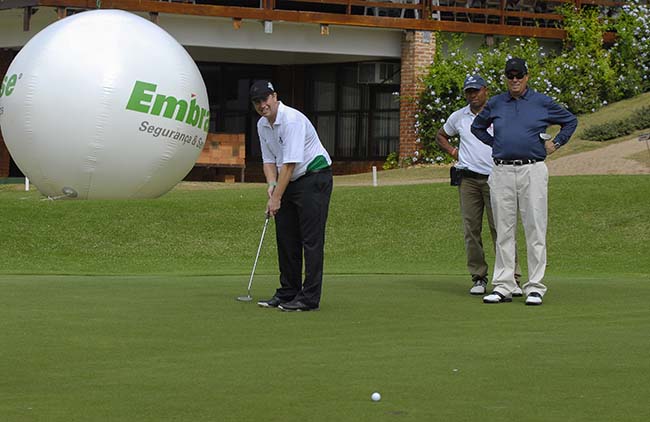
[1,176,648,277]
[1,274,648,421]
[334,165,451,185]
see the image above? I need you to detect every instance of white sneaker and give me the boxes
[512,285,523,297]
[525,292,543,306]
[469,279,487,295]
[483,292,512,304]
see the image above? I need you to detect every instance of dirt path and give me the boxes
[547,137,650,176]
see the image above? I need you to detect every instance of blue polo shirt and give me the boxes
[470,88,578,160]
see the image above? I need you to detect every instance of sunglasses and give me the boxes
[506,72,527,80]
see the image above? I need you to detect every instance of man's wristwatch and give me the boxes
[553,141,561,149]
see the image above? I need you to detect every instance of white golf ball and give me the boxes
[371,392,381,402]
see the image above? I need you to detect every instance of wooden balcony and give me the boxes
[2,0,625,40]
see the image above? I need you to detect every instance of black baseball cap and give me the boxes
[505,58,528,75]
[249,80,275,101]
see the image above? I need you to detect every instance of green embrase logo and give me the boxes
[0,73,21,97]
[126,80,209,132]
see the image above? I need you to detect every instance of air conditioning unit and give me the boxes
[357,62,401,85]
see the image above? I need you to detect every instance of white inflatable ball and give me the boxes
[0,9,209,199]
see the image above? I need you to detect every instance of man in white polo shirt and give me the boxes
[250,80,333,312]
[436,75,521,296]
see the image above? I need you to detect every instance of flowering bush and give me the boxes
[406,1,650,167]
[549,4,619,113]
[413,35,551,165]
[413,35,471,165]
[609,0,650,97]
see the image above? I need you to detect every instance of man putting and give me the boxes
[250,80,333,312]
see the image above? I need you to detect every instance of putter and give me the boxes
[236,213,271,302]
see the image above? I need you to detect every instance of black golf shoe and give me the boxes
[257,296,284,308]
[278,300,319,312]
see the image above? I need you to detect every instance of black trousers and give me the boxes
[274,169,333,306]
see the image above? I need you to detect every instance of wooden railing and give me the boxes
[208,0,625,30]
[3,0,627,39]
[196,0,626,35]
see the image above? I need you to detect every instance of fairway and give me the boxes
[1,274,649,421]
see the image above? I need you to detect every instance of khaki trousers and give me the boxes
[488,161,548,297]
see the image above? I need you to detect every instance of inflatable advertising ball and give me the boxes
[0,9,209,199]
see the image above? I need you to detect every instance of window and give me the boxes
[306,63,400,160]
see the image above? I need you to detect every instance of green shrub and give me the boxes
[383,151,400,169]
[582,105,650,141]
[550,5,620,113]
[609,1,650,97]
[583,120,634,142]
[413,34,471,166]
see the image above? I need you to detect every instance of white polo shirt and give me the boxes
[258,102,331,181]
[443,104,494,176]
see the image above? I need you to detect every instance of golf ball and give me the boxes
[371,392,381,402]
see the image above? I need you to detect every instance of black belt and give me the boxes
[294,167,331,183]
[494,159,540,166]
[459,169,489,179]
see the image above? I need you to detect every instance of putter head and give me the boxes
[236,295,253,302]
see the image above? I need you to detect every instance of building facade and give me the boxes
[0,1,617,181]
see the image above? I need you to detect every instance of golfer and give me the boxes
[436,74,521,296]
[471,58,577,306]
[250,80,333,312]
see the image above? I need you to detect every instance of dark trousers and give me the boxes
[274,169,333,306]
[458,175,496,281]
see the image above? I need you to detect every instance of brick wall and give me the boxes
[399,31,436,162]
[0,49,15,178]
[187,132,247,182]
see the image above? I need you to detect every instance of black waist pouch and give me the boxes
[450,167,461,186]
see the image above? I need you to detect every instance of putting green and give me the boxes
[1,274,648,421]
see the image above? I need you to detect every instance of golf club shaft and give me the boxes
[246,215,270,294]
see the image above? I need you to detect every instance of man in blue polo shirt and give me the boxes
[471,58,577,306]
[250,80,333,312]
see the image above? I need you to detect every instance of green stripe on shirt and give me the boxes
[306,155,329,172]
